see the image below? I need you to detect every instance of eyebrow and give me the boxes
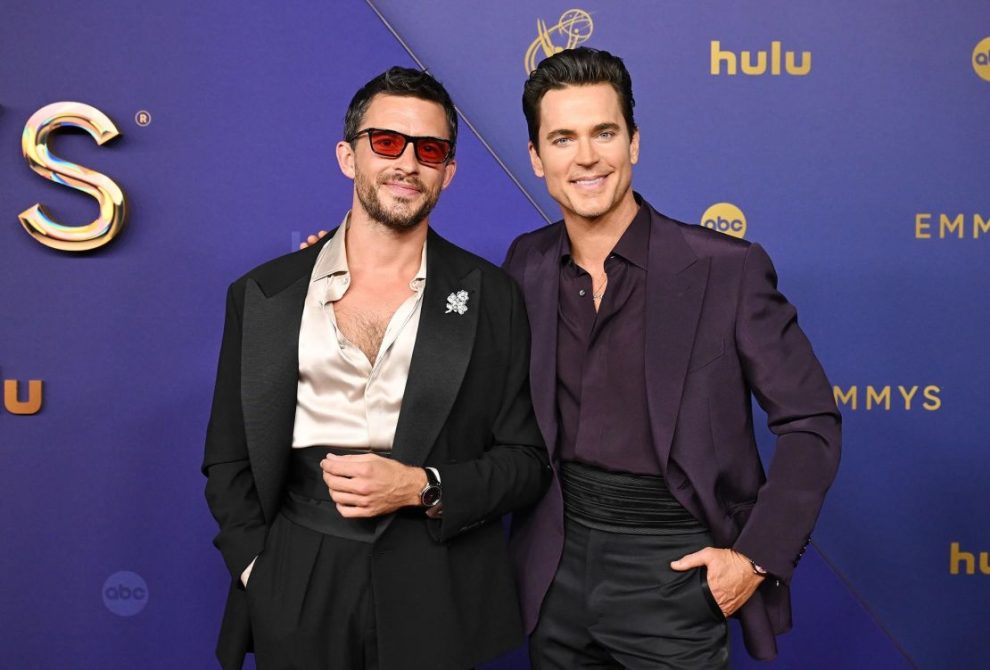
[592,122,622,133]
[544,122,622,141]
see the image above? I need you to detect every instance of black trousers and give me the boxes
[530,518,729,670]
[246,512,379,670]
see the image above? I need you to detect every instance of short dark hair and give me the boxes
[344,66,458,157]
[522,47,636,150]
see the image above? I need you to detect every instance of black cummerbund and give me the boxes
[280,446,394,543]
[559,460,707,535]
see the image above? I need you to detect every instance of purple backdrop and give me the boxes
[1,1,987,668]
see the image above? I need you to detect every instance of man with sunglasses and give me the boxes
[203,67,549,670]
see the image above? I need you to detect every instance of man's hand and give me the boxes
[320,452,426,518]
[299,230,329,250]
[670,547,765,617]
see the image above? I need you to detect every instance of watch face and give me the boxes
[422,487,441,507]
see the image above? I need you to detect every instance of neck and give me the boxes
[344,207,427,275]
[562,190,639,269]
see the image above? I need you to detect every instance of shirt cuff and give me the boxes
[240,556,257,588]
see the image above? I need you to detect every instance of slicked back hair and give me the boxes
[522,47,636,151]
[344,66,458,156]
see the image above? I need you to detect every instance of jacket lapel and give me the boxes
[644,209,710,471]
[522,227,562,459]
[240,238,329,521]
[390,230,481,467]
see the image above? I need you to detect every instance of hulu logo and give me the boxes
[949,542,990,575]
[710,41,811,76]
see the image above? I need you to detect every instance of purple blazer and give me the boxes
[503,200,841,661]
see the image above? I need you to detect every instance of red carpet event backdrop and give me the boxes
[1,1,987,668]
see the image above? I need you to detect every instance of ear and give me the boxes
[439,158,457,191]
[528,141,545,178]
[630,129,640,166]
[336,140,356,179]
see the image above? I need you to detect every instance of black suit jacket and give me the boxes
[203,227,549,669]
[503,200,841,661]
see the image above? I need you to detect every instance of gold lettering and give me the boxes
[711,41,736,75]
[3,379,43,415]
[940,214,964,239]
[949,543,990,575]
[950,542,974,575]
[786,50,812,76]
[922,385,941,411]
[897,385,918,410]
[741,50,767,75]
[915,213,932,239]
[866,385,891,411]
[710,41,810,77]
[974,214,990,239]
[833,385,857,410]
[19,102,127,252]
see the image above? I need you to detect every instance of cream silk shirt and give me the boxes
[291,218,427,450]
[242,217,426,586]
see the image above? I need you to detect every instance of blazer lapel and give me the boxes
[522,228,562,460]
[390,231,481,467]
[644,210,710,471]
[240,238,329,521]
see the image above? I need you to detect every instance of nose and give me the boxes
[393,140,420,172]
[574,137,599,167]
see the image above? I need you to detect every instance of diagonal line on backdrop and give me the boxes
[364,0,553,225]
[810,539,919,669]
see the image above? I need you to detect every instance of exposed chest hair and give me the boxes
[333,306,394,366]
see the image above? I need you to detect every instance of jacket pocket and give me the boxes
[687,336,724,373]
[699,566,727,621]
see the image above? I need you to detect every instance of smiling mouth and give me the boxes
[570,174,609,189]
[383,181,422,198]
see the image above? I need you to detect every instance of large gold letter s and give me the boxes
[19,102,127,252]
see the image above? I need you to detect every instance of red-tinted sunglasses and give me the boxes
[349,128,453,165]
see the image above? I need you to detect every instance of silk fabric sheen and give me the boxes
[292,217,427,450]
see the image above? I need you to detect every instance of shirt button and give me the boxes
[578,289,586,297]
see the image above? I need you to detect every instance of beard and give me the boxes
[355,168,442,231]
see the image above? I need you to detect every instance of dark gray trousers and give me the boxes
[246,512,379,670]
[530,518,729,669]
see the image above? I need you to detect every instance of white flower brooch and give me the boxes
[445,290,469,315]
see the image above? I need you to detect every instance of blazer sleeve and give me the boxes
[731,243,842,582]
[201,282,268,583]
[431,279,551,541]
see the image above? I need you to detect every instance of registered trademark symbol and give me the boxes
[134,110,152,127]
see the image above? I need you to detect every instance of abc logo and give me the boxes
[973,37,990,82]
[102,570,149,617]
[700,203,747,239]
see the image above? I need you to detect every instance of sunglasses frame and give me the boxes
[348,127,454,165]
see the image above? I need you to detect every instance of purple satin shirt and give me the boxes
[556,201,661,475]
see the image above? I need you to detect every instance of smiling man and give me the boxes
[503,48,841,668]
[202,67,548,670]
